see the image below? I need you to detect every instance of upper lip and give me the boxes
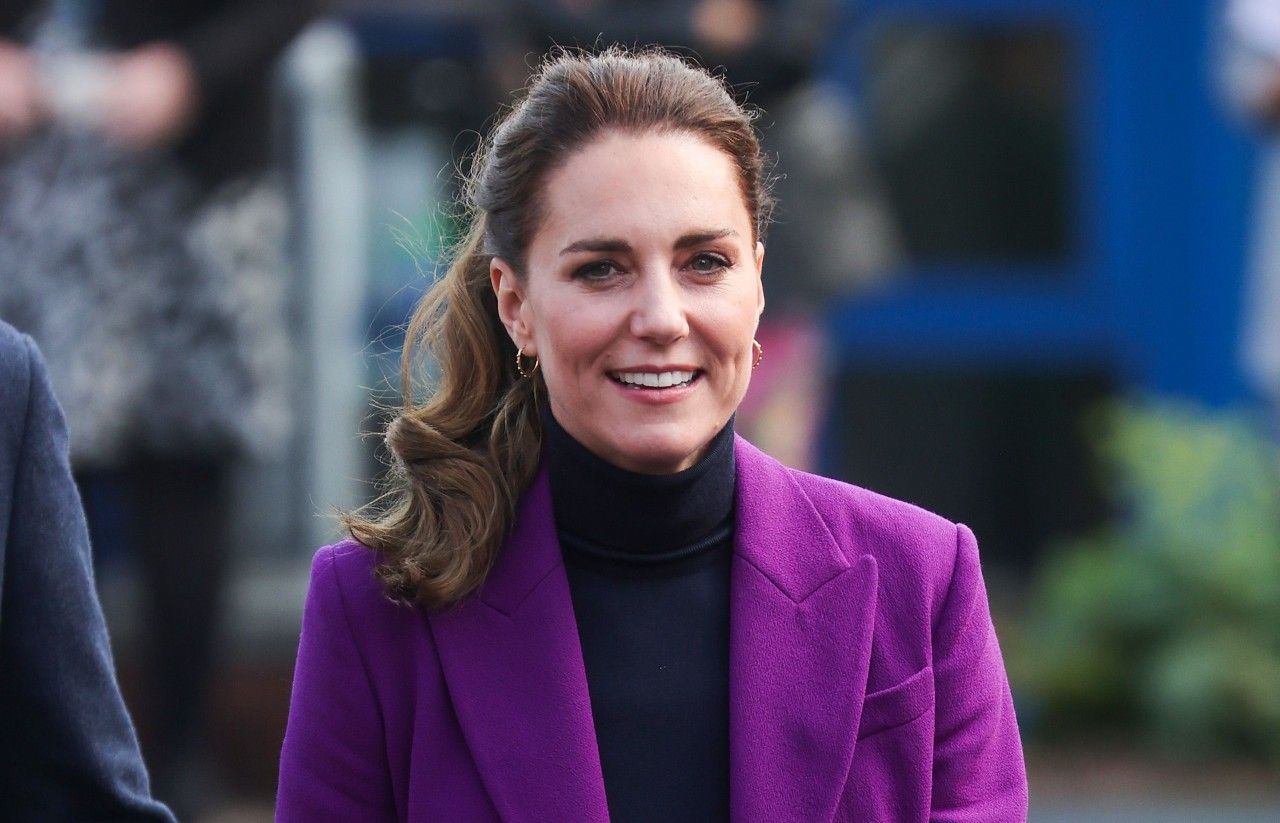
[609,365,700,373]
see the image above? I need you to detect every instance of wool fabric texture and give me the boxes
[0,322,174,820]
[278,438,1028,821]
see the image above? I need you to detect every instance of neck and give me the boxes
[544,409,736,556]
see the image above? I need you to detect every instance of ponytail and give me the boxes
[342,218,544,608]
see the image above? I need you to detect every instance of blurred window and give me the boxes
[865,23,1075,267]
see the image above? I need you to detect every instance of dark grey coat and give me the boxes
[0,320,174,821]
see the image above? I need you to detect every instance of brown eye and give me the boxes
[689,252,730,274]
[574,260,619,281]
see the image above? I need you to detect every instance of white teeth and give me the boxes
[613,370,696,388]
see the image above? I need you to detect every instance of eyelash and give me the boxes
[688,252,731,274]
[571,252,731,281]
[573,260,619,281]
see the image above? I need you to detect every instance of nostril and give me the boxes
[630,308,690,343]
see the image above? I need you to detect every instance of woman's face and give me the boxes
[493,130,765,474]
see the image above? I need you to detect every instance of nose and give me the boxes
[629,270,689,344]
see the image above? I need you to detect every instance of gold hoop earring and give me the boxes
[751,338,764,369]
[516,346,539,378]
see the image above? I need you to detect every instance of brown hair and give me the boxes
[344,45,774,608]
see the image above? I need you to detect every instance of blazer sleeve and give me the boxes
[277,545,398,822]
[0,332,175,822]
[929,523,1028,822]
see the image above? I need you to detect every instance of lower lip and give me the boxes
[610,372,702,404]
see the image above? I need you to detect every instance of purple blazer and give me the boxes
[277,437,1027,822]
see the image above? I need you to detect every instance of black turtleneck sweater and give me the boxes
[545,412,735,823]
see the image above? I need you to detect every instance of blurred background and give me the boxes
[2,0,1279,820]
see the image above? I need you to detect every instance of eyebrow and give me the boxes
[559,228,739,256]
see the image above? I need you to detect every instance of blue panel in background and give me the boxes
[344,12,482,60]
[820,0,1256,407]
[826,278,1112,367]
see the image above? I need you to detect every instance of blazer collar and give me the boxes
[427,466,610,822]
[729,435,879,821]
[428,438,879,823]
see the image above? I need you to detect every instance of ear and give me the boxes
[753,240,766,319]
[491,257,535,354]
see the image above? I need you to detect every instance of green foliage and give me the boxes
[1015,398,1280,761]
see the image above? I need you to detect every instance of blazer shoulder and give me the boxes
[306,538,425,641]
[0,321,35,423]
[310,539,393,611]
[787,467,959,559]
[0,318,31,361]
[297,539,438,727]
[0,325,45,501]
[784,466,969,620]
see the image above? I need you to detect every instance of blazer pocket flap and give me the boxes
[857,665,934,739]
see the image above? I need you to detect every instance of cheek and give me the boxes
[532,311,611,377]
[702,295,761,355]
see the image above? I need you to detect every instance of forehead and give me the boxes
[531,130,752,252]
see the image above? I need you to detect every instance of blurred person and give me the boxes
[277,47,1026,822]
[0,320,174,823]
[514,0,901,469]
[513,0,825,110]
[1223,0,1280,405]
[0,0,316,813]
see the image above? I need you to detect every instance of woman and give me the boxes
[277,46,1027,822]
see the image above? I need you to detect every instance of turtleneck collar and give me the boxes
[544,408,736,559]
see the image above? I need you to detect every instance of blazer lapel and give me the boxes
[427,465,608,823]
[730,437,879,822]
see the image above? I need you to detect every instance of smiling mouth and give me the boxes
[609,369,701,389]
